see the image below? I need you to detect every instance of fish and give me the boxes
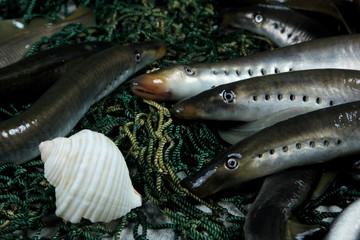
[181,100,360,198]
[0,39,166,165]
[170,69,360,121]
[220,5,333,47]
[244,167,322,240]
[0,6,95,68]
[130,34,360,101]
[219,0,347,27]
[323,197,360,240]
[217,107,316,144]
[0,41,115,103]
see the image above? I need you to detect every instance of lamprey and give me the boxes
[0,39,166,165]
[131,34,360,101]
[0,6,95,68]
[220,5,332,47]
[0,41,115,103]
[171,69,360,121]
[244,167,322,240]
[182,100,360,198]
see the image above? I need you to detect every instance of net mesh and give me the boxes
[0,0,359,239]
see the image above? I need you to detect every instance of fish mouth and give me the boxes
[130,74,172,101]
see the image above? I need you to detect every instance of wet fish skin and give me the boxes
[0,6,95,68]
[220,5,332,47]
[323,197,360,240]
[0,41,115,103]
[181,100,360,198]
[244,167,321,240]
[171,69,360,121]
[217,107,317,144]
[220,0,343,23]
[131,34,360,101]
[0,39,166,165]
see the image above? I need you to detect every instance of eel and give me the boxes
[0,39,166,165]
[0,5,95,68]
[181,100,360,198]
[0,41,115,103]
[219,0,346,25]
[220,5,332,47]
[323,197,360,240]
[130,34,360,101]
[170,69,360,121]
[244,167,322,240]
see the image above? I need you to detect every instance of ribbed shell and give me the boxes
[39,129,142,223]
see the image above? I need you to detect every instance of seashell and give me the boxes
[39,129,142,223]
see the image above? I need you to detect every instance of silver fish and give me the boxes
[181,101,360,198]
[171,69,360,121]
[131,34,360,101]
[220,5,333,47]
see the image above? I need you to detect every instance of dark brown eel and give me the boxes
[0,41,115,103]
[0,39,166,165]
[0,6,95,68]
[244,167,321,240]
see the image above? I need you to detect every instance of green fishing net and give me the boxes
[0,0,359,239]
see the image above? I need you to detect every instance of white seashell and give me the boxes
[39,129,142,223]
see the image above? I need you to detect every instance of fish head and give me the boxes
[220,6,272,34]
[130,64,203,101]
[181,148,252,198]
[127,39,166,72]
[170,82,242,121]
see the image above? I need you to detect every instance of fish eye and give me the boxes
[135,52,141,63]
[221,90,236,104]
[254,13,263,24]
[224,154,241,170]
[184,66,195,75]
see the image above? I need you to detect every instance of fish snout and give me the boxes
[130,74,172,101]
[180,176,212,198]
[170,101,200,120]
[180,168,219,198]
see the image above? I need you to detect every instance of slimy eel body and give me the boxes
[181,100,360,198]
[0,41,115,103]
[244,167,321,240]
[220,5,332,47]
[131,34,360,101]
[0,40,166,165]
[170,69,360,121]
[0,6,95,68]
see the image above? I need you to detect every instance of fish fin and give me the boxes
[287,219,325,240]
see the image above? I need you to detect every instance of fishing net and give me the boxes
[0,0,359,239]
